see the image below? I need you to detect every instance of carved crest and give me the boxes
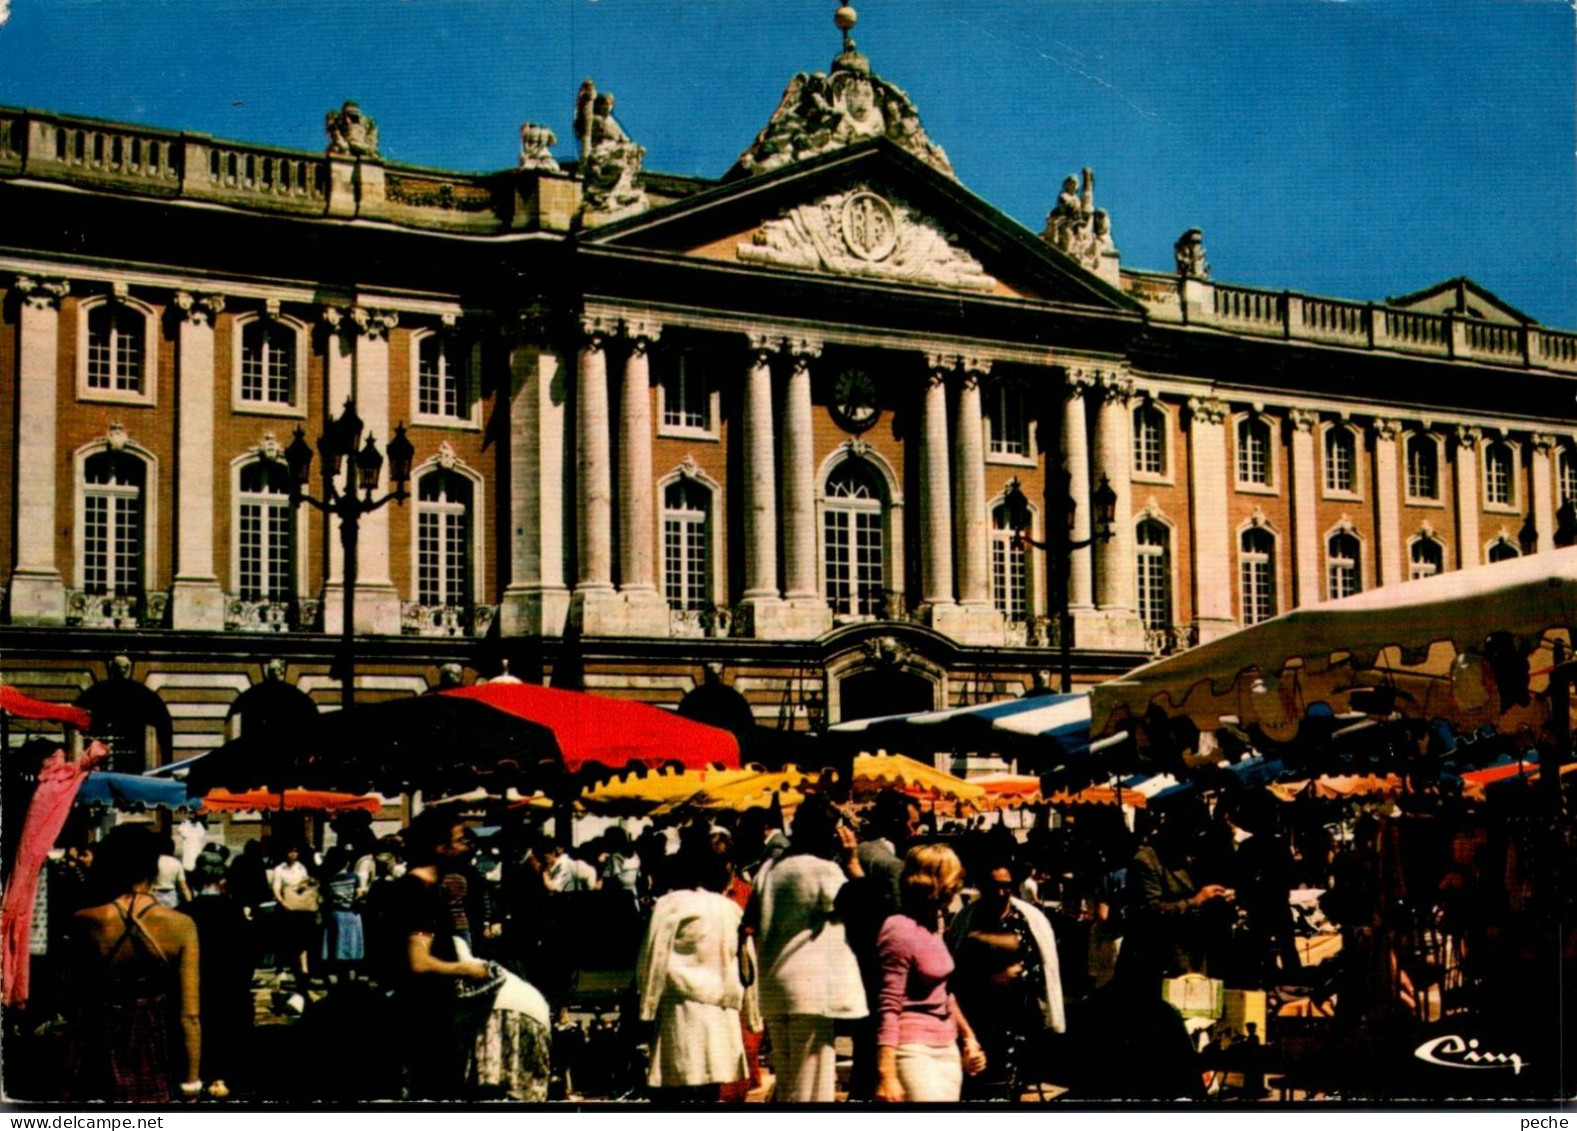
[105,423,129,452]
[435,441,459,470]
[258,431,281,462]
[739,186,994,292]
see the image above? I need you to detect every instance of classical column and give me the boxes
[953,362,991,607]
[575,317,615,593]
[1531,433,1558,555]
[9,276,69,625]
[350,307,401,634]
[169,291,226,630]
[741,335,781,604]
[1062,370,1095,612]
[1288,409,1321,606]
[499,308,571,637]
[1372,418,1404,586]
[617,321,660,594]
[918,355,956,609]
[1454,425,1482,569]
[1092,375,1136,613]
[1188,397,1235,641]
[781,340,827,636]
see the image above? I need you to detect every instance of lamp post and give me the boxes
[284,400,417,714]
[1003,471,1118,694]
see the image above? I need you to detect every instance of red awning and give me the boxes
[442,682,740,773]
[0,687,91,731]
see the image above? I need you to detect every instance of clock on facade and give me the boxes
[831,367,880,433]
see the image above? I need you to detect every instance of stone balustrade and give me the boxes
[400,602,498,638]
[65,588,167,629]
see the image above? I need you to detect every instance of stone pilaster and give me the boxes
[1531,433,1558,555]
[1454,425,1482,569]
[1188,396,1235,642]
[1288,409,1321,606]
[499,309,571,637]
[777,339,831,638]
[918,356,956,612]
[9,276,69,624]
[1372,418,1404,586]
[1084,372,1145,650]
[169,291,227,630]
[1062,370,1096,613]
[934,359,1004,645]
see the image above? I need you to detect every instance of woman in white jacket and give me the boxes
[636,850,750,1099]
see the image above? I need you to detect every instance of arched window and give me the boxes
[1133,403,1167,476]
[1327,531,1362,600]
[987,383,1029,458]
[662,479,711,611]
[824,460,885,618]
[417,334,469,421]
[1406,434,1439,500]
[415,470,472,607]
[1240,527,1276,625]
[989,504,1028,622]
[1484,441,1514,506]
[1135,519,1172,629]
[1488,537,1519,564]
[1410,537,1443,580]
[1324,427,1356,494]
[237,460,294,601]
[1236,417,1271,486]
[240,320,296,406]
[86,302,145,393]
[81,451,145,595]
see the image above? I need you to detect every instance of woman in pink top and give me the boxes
[875,844,987,1102]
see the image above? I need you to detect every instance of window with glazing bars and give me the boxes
[661,354,709,431]
[416,471,471,605]
[662,479,710,611]
[237,461,293,601]
[418,335,467,419]
[824,462,884,617]
[1484,443,1513,506]
[1133,404,1166,475]
[1406,435,1438,499]
[1410,538,1442,580]
[240,321,295,405]
[989,505,1026,621]
[1561,450,1577,505]
[1240,527,1276,625]
[1136,519,1171,629]
[82,452,143,595]
[1324,429,1355,493]
[988,384,1029,456]
[1327,532,1361,600]
[1237,418,1270,485]
[86,303,144,392]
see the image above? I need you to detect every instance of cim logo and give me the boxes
[1414,1034,1527,1075]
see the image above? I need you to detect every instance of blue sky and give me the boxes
[1,0,1572,324]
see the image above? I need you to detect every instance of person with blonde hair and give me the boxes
[875,843,987,1102]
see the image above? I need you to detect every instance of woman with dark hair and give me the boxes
[70,825,202,1102]
[271,844,319,985]
[752,796,868,1103]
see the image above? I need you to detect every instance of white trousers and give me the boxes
[765,1013,837,1103]
[895,1043,963,1103]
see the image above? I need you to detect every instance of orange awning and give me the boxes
[201,788,382,813]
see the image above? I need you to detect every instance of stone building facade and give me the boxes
[3,31,1575,770]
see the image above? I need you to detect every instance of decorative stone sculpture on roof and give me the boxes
[574,80,648,222]
[325,101,380,158]
[1041,168,1115,272]
[732,4,954,179]
[1175,228,1210,279]
[519,122,560,172]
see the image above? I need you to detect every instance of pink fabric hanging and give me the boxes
[2,742,106,1007]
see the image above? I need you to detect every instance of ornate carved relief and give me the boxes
[739,186,995,292]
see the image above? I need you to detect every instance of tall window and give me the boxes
[1560,448,1577,506]
[1236,417,1271,486]
[1133,403,1166,476]
[1327,532,1362,600]
[417,335,468,420]
[239,320,296,406]
[1240,527,1276,625]
[415,470,472,607]
[82,451,144,596]
[1484,442,1514,506]
[1488,537,1519,564]
[661,353,709,432]
[1135,519,1172,630]
[237,460,294,601]
[1410,537,1443,580]
[662,479,710,611]
[1324,428,1356,494]
[987,384,1029,457]
[85,303,145,393]
[989,504,1027,621]
[1406,434,1439,500]
[824,460,885,618]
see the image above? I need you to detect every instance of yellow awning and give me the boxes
[579,764,760,810]
[851,753,986,802]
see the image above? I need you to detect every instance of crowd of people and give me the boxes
[11,767,1525,1106]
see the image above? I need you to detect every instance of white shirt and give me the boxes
[756,855,868,1020]
[546,855,598,893]
[154,854,186,893]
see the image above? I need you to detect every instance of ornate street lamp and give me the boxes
[285,400,418,713]
[1003,472,1119,693]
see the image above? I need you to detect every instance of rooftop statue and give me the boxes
[1175,228,1210,279]
[732,4,954,179]
[575,80,648,220]
[1041,167,1115,271]
[325,100,379,159]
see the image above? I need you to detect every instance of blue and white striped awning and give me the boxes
[829,692,1092,745]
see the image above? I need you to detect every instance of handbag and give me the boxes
[279,878,320,913]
